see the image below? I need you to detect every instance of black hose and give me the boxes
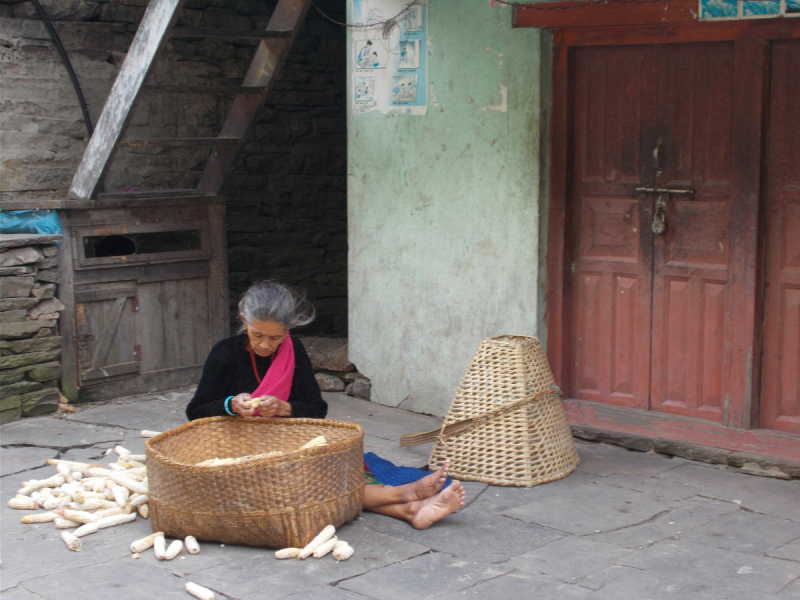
[29,0,94,137]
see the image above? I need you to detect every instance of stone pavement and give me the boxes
[2,389,800,600]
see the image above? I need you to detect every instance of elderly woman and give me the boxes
[187,281,464,529]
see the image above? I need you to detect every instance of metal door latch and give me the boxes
[635,187,694,236]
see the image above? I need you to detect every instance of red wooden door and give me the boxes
[569,42,741,422]
[760,39,800,434]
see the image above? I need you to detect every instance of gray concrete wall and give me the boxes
[347,1,544,416]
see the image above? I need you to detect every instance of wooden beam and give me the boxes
[514,0,697,28]
[142,85,269,95]
[68,0,185,200]
[169,27,293,39]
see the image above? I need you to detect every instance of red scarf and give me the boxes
[248,334,295,416]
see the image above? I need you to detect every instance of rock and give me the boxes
[0,298,38,311]
[34,328,53,337]
[0,265,36,275]
[0,407,22,425]
[0,319,56,339]
[300,337,353,372]
[0,335,62,354]
[0,246,43,267]
[315,373,345,392]
[20,387,59,417]
[31,283,56,299]
[37,256,59,269]
[0,309,29,322]
[652,440,731,465]
[36,313,60,321]
[27,297,64,319]
[0,348,61,370]
[0,380,43,400]
[350,377,371,401]
[0,394,22,411]
[0,275,35,299]
[0,365,31,385]
[317,369,359,383]
[36,268,60,283]
[0,234,62,249]
[42,245,59,258]
[26,361,62,382]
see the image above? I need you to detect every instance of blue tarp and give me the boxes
[364,452,452,489]
[0,210,62,235]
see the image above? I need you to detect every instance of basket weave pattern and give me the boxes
[145,417,364,548]
[429,335,579,487]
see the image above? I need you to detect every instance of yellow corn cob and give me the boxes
[114,445,132,456]
[95,506,125,519]
[185,536,200,554]
[109,472,147,495]
[298,525,336,560]
[185,582,215,600]
[8,497,38,510]
[60,531,82,551]
[59,508,99,524]
[54,517,80,529]
[299,436,328,450]
[73,522,99,537]
[97,512,137,529]
[138,503,149,519]
[113,485,130,507]
[164,539,183,560]
[274,547,302,559]
[130,532,164,554]
[312,536,338,558]
[21,512,57,524]
[140,430,162,438]
[332,543,354,561]
[153,535,167,559]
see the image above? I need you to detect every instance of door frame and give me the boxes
[544,19,800,459]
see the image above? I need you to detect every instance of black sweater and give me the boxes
[186,334,328,421]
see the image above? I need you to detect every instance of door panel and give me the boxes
[761,39,800,434]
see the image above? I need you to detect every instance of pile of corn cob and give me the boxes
[195,435,328,467]
[8,432,160,553]
[274,524,355,562]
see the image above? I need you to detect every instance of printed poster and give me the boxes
[352,0,427,115]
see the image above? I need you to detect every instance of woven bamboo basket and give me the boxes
[145,417,364,548]
[428,335,579,487]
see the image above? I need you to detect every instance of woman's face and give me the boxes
[241,317,288,357]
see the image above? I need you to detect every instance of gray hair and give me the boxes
[238,281,316,331]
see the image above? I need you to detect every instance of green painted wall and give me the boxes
[347,1,543,416]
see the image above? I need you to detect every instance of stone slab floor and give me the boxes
[2,390,800,599]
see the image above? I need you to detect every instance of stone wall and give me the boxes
[1,0,347,336]
[0,233,64,424]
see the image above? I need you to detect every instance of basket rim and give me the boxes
[145,417,364,471]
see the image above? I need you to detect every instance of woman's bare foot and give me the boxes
[402,459,452,503]
[410,481,466,530]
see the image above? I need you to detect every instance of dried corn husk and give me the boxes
[298,525,336,560]
[186,582,214,600]
[164,539,183,560]
[332,543,354,561]
[153,535,167,559]
[8,497,38,510]
[130,532,164,554]
[299,436,328,450]
[274,547,302,559]
[54,517,80,529]
[185,536,200,554]
[312,536,338,558]
[61,531,82,551]
[97,512,137,529]
[21,512,57,524]
[73,522,99,538]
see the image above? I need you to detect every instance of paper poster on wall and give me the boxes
[351,0,427,115]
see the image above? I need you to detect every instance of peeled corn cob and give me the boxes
[153,535,167,559]
[114,445,132,456]
[72,471,83,481]
[275,547,302,559]
[113,485,130,507]
[56,463,74,482]
[8,497,38,510]
[73,522,99,538]
[298,525,336,560]
[299,436,328,450]
[54,517,80,529]
[138,503,149,519]
[186,582,215,600]
[196,451,283,467]
[22,474,65,490]
[21,512,57,524]
[61,531,82,551]
[185,536,200,554]
[58,508,99,524]
[332,543,354,561]
[95,507,125,519]
[130,532,164,554]
[129,494,149,508]
[333,540,349,550]
[109,463,126,472]
[97,512,137,529]
[88,467,111,477]
[31,491,45,504]
[140,430,162,438]
[43,497,67,511]
[312,536,338,558]
[109,472,147,495]
[164,539,183,560]
[126,455,147,463]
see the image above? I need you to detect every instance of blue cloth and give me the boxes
[364,452,452,489]
[0,210,62,235]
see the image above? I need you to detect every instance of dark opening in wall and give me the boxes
[84,230,202,258]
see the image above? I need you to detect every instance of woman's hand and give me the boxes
[230,393,257,417]
[251,395,292,418]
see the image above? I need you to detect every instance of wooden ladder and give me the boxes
[68,0,313,202]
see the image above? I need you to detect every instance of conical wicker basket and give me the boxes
[428,335,579,487]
